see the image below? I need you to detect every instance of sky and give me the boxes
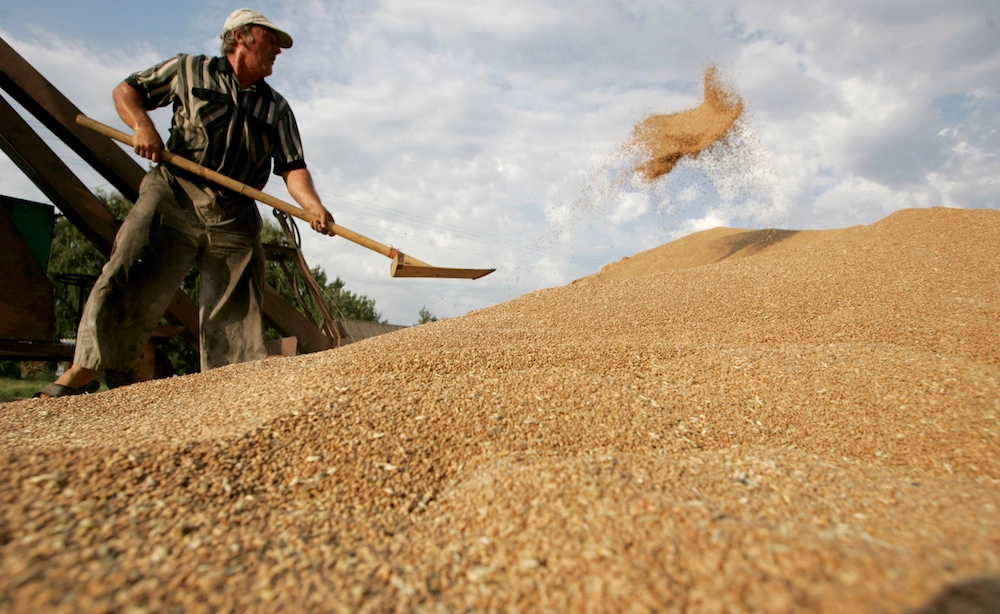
[1,0,998,325]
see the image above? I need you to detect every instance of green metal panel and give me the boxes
[0,195,55,271]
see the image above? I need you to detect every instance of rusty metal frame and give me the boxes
[0,198,54,342]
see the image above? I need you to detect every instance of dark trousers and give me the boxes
[74,165,267,373]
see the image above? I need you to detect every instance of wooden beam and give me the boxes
[0,36,145,202]
[263,285,335,354]
[0,97,119,253]
[0,340,75,361]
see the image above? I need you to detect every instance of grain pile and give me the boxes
[630,66,744,182]
[2,206,999,613]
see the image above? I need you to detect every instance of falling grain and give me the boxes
[630,66,744,182]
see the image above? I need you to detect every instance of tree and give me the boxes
[0,361,21,379]
[417,306,438,324]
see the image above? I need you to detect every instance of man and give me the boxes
[36,9,333,398]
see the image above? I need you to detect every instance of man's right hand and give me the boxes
[113,81,164,163]
[132,121,165,163]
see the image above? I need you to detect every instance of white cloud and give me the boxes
[811,176,938,229]
[609,192,650,224]
[682,211,731,235]
[678,184,704,204]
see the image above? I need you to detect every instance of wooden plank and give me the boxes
[390,263,496,279]
[265,337,298,357]
[0,340,75,361]
[263,285,335,354]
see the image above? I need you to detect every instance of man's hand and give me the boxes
[309,206,335,235]
[113,81,163,162]
[132,121,165,162]
[282,167,335,236]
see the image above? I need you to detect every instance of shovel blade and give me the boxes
[390,263,495,280]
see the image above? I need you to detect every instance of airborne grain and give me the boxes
[630,66,744,182]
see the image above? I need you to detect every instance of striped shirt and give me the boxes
[125,54,306,192]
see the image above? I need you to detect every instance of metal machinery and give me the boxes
[0,195,73,361]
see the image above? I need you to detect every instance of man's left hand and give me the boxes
[310,208,335,236]
[282,167,335,236]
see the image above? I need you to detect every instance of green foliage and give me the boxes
[0,361,21,379]
[319,270,383,322]
[418,306,438,324]
[156,335,200,376]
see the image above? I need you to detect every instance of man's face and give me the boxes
[240,25,281,79]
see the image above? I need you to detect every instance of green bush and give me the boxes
[0,361,21,379]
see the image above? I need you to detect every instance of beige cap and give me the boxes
[221,8,293,49]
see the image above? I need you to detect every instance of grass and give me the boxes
[0,377,111,400]
[0,377,49,400]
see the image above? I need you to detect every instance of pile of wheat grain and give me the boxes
[1,206,998,613]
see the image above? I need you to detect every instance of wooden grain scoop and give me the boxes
[77,115,495,280]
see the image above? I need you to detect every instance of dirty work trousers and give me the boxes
[74,165,267,373]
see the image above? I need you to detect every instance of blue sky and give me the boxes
[2,0,998,325]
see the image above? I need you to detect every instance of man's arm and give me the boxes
[281,167,335,235]
[113,81,164,162]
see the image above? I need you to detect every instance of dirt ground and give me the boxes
[1,206,998,613]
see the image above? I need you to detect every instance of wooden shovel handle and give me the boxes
[76,114,431,267]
